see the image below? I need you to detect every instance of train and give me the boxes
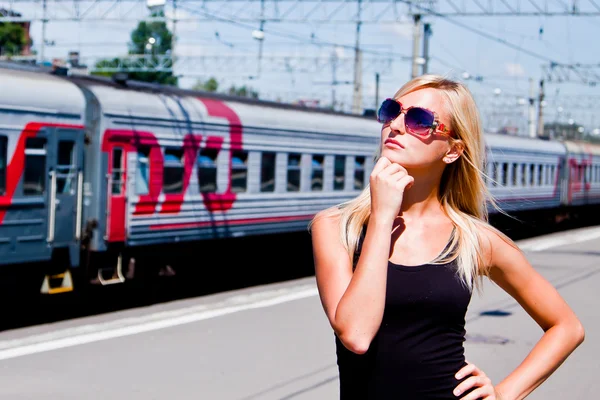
[0,62,598,295]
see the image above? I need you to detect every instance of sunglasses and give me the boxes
[376,98,452,137]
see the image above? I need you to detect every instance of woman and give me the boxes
[309,74,585,399]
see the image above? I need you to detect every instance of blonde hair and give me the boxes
[309,74,516,294]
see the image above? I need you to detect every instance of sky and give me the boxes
[4,0,600,136]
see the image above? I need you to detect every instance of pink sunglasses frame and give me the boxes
[380,98,453,137]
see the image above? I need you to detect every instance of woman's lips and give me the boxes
[384,138,404,149]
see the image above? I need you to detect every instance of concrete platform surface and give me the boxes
[0,226,598,399]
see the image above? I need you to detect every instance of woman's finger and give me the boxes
[371,156,391,176]
[459,386,493,400]
[395,175,414,191]
[455,363,477,380]
[379,162,405,178]
[453,375,486,397]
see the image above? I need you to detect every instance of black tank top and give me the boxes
[335,227,476,399]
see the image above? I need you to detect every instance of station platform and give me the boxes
[0,226,597,399]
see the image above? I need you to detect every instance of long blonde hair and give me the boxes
[309,74,516,293]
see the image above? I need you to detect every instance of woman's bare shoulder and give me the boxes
[474,219,520,268]
[310,206,342,232]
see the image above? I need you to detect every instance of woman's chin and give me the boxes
[381,149,410,163]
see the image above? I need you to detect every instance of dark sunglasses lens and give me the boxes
[377,99,400,123]
[405,107,435,135]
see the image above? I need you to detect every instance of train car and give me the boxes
[562,140,600,207]
[0,62,597,295]
[0,63,86,294]
[63,74,381,287]
[483,133,566,215]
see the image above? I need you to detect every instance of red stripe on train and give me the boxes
[197,98,243,213]
[0,122,84,224]
[148,214,314,230]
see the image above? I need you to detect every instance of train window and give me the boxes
[0,136,6,195]
[520,164,526,186]
[541,165,546,185]
[56,141,76,194]
[136,147,150,195]
[287,153,301,192]
[311,155,324,191]
[197,148,219,193]
[231,151,248,193]
[260,152,276,193]
[482,163,487,184]
[334,155,346,191]
[510,163,517,186]
[354,156,365,190]
[111,147,124,195]
[23,137,46,196]
[163,148,184,194]
[489,163,497,187]
[529,164,535,186]
[501,163,508,186]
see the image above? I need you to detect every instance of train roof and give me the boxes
[0,62,85,118]
[563,140,600,156]
[66,73,374,118]
[483,131,566,154]
[65,73,381,138]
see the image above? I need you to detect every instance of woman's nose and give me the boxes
[389,113,405,134]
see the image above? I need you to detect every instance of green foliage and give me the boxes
[91,58,120,78]
[92,9,177,86]
[192,77,259,99]
[227,84,259,99]
[128,11,173,56]
[544,122,585,141]
[192,77,219,92]
[0,23,28,56]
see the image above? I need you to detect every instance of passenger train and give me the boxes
[0,63,598,295]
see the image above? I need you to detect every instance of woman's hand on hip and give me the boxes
[453,361,503,399]
[369,156,414,223]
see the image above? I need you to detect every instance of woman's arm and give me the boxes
[312,157,413,355]
[483,227,585,400]
[311,209,394,354]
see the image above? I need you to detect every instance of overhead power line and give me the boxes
[1,54,394,75]
[0,0,599,23]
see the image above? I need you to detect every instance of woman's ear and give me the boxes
[443,140,464,164]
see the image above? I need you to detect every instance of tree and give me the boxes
[228,84,259,99]
[544,122,584,140]
[93,10,177,86]
[0,23,28,56]
[128,17,172,55]
[191,78,259,99]
[193,77,219,92]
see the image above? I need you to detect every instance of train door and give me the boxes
[106,145,126,242]
[47,128,84,251]
[583,163,590,204]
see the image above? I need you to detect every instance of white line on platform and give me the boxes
[518,226,600,251]
[0,285,318,361]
